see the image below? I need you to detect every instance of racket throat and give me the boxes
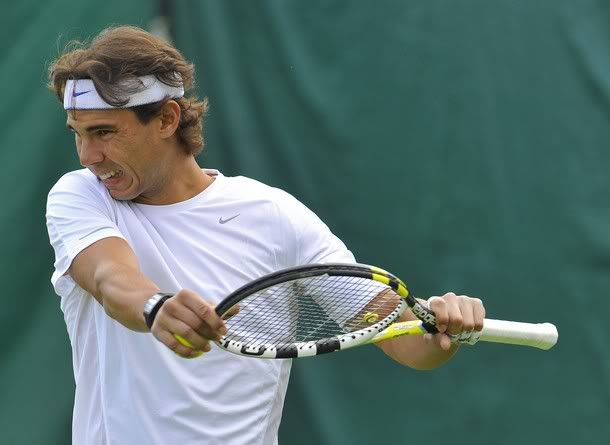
[410,301,439,334]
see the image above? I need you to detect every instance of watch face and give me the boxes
[144,294,172,328]
[144,295,160,314]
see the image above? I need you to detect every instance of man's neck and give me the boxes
[133,156,214,205]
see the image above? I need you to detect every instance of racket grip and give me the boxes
[480,319,558,350]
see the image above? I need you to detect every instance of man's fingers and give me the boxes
[427,296,452,349]
[174,333,212,353]
[457,297,475,333]
[174,334,194,348]
[150,289,240,357]
[472,298,485,331]
[221,304,240,320]
[428,293,463,334]
[155,330,208,359]
[160,317,213,351]
[427,293,487,350]
[425,330,453,351]
[444,294,464,336]
[173,289,227,340]
[160,296,214,337]
[438,334,453,351]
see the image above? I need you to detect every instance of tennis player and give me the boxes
[46,26,485,445]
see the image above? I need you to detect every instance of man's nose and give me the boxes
[78,137,104,166]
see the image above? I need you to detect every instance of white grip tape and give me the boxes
[480,319,558,350]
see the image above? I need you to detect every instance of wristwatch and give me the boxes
[143,293,174,329]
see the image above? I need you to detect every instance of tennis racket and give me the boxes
[214,263,558,359]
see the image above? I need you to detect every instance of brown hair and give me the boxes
[48,25,208,156]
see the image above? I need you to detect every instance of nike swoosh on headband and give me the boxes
[72,90,91,97]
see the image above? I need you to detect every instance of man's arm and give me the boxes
[68,237,227,357]
[376,293,485,370]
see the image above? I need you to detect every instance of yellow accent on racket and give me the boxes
[369,320,428,343]
[370,265,390,274]
[371,272,390,286]
[370,266,409,297]
[395,282,409,297]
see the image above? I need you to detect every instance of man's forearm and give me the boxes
[69,238,162,332]
[92,261,160,331]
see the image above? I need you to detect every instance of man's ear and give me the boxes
[158,100,181,139]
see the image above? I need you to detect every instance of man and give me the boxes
[47,26,485,444]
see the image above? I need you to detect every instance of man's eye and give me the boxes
[97,130,113,136]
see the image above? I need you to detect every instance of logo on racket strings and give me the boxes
[363,312,379,324]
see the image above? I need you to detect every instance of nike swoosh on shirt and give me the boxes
[72,90,91,97]
[219,214,240,224]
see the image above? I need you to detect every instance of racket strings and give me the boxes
[223,275,402,347]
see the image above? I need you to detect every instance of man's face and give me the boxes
[66,109,167,202]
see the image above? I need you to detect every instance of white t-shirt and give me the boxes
[46,169,355,445]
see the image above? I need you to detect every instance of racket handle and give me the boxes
[371,318,558,350]
[480,319,558,350]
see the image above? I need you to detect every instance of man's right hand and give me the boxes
[151,289,228,358]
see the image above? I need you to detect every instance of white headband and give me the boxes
[63,75,184,110]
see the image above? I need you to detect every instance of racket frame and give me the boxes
[214,263,429,358]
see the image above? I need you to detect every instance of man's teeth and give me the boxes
[100,170,121,180]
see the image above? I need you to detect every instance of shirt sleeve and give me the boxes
[274,189,356,267]
[46,172,126,294]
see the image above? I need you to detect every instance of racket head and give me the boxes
[214,263,412,359]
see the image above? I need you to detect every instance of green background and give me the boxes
[2,0,608,443]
